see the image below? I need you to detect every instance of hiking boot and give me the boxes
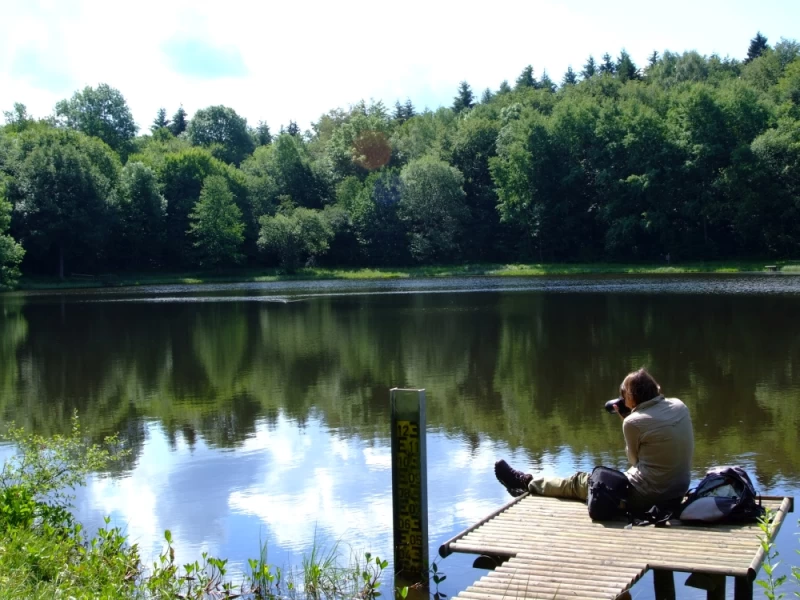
[494,460,532,497]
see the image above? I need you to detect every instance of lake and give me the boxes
[1,274,799,599]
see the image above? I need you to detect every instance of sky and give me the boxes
[1,0,798,134]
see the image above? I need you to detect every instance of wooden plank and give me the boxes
[747,496,793,580]
[461,587,610,600]
[439,493,528,557]
[451,543,752,577]
[466,526,761,552]
[455,536,756,564]
[497,559,646,578]
[489,568,639,586]
[475,576,626,594]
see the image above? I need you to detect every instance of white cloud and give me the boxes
[2,0,798,132]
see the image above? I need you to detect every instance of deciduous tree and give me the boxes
[189,175,244,266]
[6,127,119,278]
[0,183,24,288]
[55,84,137,156]
[398,156,468,262]
[188,105,255,165]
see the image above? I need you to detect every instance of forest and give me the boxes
[0,32,798,287]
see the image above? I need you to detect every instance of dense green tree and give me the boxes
[257,207,333,271]
[151,108,170,133]
[5,127,119,278]
[326,108,392,178]
[170,106,188,136]
[562,67,578,86]
[515,65,537,90]
[498,80,512,94]
[54,84,137,156]
[254,121,272,146]
[398,155,468,262]
[582,56,597,79]
[286,121,300,137]
[3,103,32,132]
[187,105,255,165]
[157,147,228,265]
[111,162,166,268]
[453,81,475,113]
[647,51,660,68]
[451,115,508,260]
[189,175,244,266]
[481,88,494,103]
[3,35,800,276]
[0,183,24,288]
[266,134,328,207]
[346,170,407,265]
[745,32,769,64]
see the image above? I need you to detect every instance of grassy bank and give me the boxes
[0,417,419,600]
[12,259,800,291]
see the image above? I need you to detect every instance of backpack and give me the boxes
[587,466,632,521]
[678,466,765,523]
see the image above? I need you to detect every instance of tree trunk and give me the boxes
[59,245,64,280]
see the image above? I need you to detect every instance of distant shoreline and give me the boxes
[6,260,799,292]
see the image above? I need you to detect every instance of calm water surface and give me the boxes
[1,274,799,599]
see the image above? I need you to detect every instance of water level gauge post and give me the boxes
[390,388,429,587]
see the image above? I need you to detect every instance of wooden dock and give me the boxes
[439,493,793,600]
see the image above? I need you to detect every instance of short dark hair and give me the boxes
[621,368,662,406]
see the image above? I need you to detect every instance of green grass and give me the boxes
[11,259,800,292]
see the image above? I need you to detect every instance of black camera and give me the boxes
[604,397,631,417]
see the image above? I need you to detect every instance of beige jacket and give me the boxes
[623,395,694,509]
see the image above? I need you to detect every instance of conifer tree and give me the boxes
[498,80,512,94]
[647,50,660,67]
[515,65,537,89]
[404,99,416,120]
[287,121,300,136]
[255,121,272,146]
[170,106,188,136]
[616,49,639,82]
[582,56,597,79]
[151,108,170,133]
[600,53,616,75]
[745,32,769,63]
[481,88,494,103]
[453,81,475,113]
[394,101,406,123]
[539,70,556,92]
[562,66,578,86]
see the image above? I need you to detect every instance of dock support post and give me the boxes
[653,569,676,600]
[391,388,429,587]
[734,576,753,600]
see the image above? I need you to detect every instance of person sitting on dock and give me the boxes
[494,368,695,514]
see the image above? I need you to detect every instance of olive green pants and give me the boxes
[528,471,590,501]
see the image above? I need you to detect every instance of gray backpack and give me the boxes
[679,466,764,523]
